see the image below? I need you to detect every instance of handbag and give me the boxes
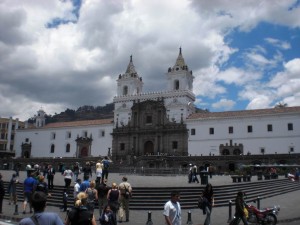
[197,196,204,209]
[109,201,120,211]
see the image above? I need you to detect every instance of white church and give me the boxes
[14,49,300,159]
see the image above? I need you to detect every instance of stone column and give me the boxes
[6,117,13,151]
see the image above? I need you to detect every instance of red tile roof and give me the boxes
[187,106,300,120]
[43,118,114,128]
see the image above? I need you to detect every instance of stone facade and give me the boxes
[112,99,188,163]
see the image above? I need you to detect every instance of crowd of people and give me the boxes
[1,161,289,225]
[1,156,134,225]
[64,161,133,224]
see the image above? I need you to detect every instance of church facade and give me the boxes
[14,49,300,162]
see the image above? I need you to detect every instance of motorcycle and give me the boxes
[230,200,280,225]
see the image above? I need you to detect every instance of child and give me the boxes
[73,179,81,202]
[62,188,68,212]
[100,205,116,225]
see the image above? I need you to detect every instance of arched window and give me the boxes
[123,86,128,95]
[233,149,241,155]
[50,144,55,153]
[66,143,70,153]
[222,149,230,155]
[174,80,179,90]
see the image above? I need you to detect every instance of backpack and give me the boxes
[123,184,131,199]
[36,182,47,193]
[68,207,93,225]
[103,160,109,170]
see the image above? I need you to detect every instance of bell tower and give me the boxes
[166,47,194,92]
[35,108,46,128]
[114,55,144,127]
[117,55,143,96]
[165,48,195,122]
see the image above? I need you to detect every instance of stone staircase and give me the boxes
[4,178,300,210]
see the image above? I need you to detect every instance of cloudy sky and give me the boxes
[1,0,300,121]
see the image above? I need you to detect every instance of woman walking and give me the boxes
[201,183,214,225]
[65,192,97,225]
[107,182,120,223]
[96,162,103,185]
[86,180,98,213]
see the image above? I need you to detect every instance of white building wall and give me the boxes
[114,101,134,127]
[15,124,113,158]
[187,114,300,156]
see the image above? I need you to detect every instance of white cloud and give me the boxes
[217,67,261,85]
[246,95,273,109]
[268,58,300,100]
[193,66,227,98]
[281,93,300,107]
[265,37,291,50]
[238,83,275,109]
[212,98,236,110]
[0,0,300,120]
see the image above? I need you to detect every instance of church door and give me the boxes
[80,147,88,157]
[144,141,154,155]
[24,151,30,158]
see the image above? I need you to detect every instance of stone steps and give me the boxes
[4,178,300,210]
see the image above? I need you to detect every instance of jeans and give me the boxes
[98,197,108,218]
[204,206,212,225]
[118,196,130,221]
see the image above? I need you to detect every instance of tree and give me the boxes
[275,102,288,108]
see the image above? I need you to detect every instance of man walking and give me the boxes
[163,190,182,225]
[101,156,111,183]
[96,179,110,219]
[79,174,90,192]
[47,164,55,190]
[23,172,37,214]
[118,176,132,222]
[8,173,18,205]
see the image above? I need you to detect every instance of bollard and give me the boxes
[13,204,19,215]
[227,200,232,223]
[186,210,193,225]
[256,196,261,209]
[145,211,153,225]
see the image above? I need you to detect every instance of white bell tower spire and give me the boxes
[165,47,195,122]
[114,55,144,127]
[117,55,143,96]
[166,47,194,92]
[35,108,46,128]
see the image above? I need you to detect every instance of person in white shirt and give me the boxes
[163,190,181,225]
[95,162,103,185]
[63,167,73,191]
[73,179,81,201]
